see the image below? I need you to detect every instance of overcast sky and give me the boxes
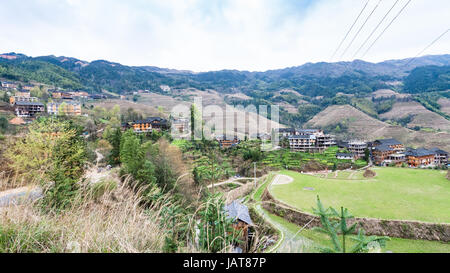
[0,0,449,72]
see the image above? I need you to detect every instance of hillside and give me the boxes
[380,101,450,132]
[306,104,450,151]
[439,98,450,115]
[305,105,410,141]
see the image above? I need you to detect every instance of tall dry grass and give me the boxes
[0,179,193,253]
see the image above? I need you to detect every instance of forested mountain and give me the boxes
[1,52,449,97]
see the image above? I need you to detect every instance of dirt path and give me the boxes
[0,186,42,207]
[252,173,317,253]
[271,175,293,186]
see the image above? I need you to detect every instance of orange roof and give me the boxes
[9,117,26,125]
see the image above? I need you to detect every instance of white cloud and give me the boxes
[0,0,448,71]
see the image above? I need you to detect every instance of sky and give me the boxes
[0,0,449,72]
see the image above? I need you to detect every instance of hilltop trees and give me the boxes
[7,117,87,211]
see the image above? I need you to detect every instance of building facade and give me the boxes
[347,141,368,159]
[405,148,435,167]
[47,102,82,116]
[14,102,45,118]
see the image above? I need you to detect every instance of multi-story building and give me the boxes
[287,129,336,152]
[277,128,296,138]
[373,139,405,152]
[336,153,354,160]
[125,117,169,133]
[405,148,435,168]
[47,101,82,116]
[430,148,448,166]
[14,101,45,118]
[372,139,405,166]
[216,135,240,149]
[10,96,38,105]
[171,118,189,133]
[347,141,368,159]
[288,135,317,152]
[1,81,18,89]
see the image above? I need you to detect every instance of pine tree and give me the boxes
[108,128,122,165]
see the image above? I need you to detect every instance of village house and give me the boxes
[277,128,296,138]
[405,148,435,168]
[52,91,74,100]
[171,118,189,133]
[47,101,82,116]
[251,133,272,141]
[1,81,18,89]
[225,200,254,253]
[124,117,169,133]
[347,140,368,159]
[68,91,89,99]
[430,148,448,166]
[14,101,45,118]
[289,134,316,152]
[10,96,38,105]
[216,135,240,148]
[372,138,405,166]
[336,153,354,160]
[22,85,34,91]
[286,129,336,152]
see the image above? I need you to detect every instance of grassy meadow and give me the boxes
[270,168,450,223]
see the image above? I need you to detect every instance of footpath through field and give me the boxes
[252,173,318,253]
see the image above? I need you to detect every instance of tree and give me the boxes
[312,196,389,253]
[193,167,202,185]
[108,128,122,165]
[364,148,370,162]
[7,118,87,211]
[0,116,8,132]
[120,130,143,177]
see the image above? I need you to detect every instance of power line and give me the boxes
[352,0,400,60]
[339,0,382,61]
[405,28,450,67]
[330,0,370,61]
[361,0,412,59]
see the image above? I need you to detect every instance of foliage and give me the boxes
[196,193,239,253]
[404,65,450,94]
[313,196,389,253]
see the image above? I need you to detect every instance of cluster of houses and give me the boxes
[277,127,448,168]
[370,139,448,168]
[1,81,93,120]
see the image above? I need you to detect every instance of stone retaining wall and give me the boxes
[262,188,450,242]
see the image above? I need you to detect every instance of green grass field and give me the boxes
[270,168,450,223]
[265,212,450,253]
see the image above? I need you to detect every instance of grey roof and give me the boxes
[225,200,254,226]
[134,117,168,125]
[430,148,448,155]
[15,101,44,106]
[289,135,315,140]
[374,138,402,146]
[405,148,435,157]
[336,153,353,157]
[373,144,394,152]
[277,128,296,133]
[297,129,321,133]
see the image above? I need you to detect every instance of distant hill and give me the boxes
[1,52,449,96]
[306,104,450,151]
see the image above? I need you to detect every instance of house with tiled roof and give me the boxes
[405,148,435,168]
